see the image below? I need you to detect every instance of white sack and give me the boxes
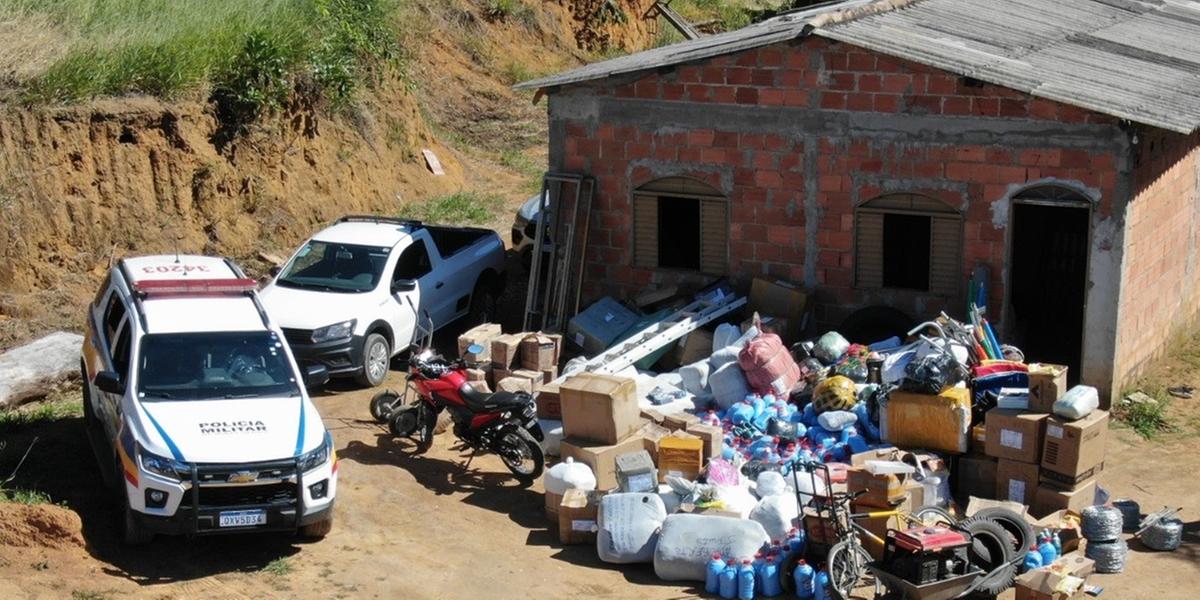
[654,514,770,581]
[597,493,667,564]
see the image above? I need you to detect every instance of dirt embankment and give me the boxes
[0,0,655,349]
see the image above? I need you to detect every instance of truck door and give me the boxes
[388,237,439,345]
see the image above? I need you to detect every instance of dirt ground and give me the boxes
[1,307,1199,600]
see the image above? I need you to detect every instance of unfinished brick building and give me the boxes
[518,0,1200,403]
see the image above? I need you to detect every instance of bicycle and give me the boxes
[791,461,956,600]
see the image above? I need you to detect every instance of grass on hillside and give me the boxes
[397,191,502,225]
[0,395,81,432]
[261,557,294,577]
[4,0,398,117]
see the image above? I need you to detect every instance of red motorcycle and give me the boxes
[369,345,545,484]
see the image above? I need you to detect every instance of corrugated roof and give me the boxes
[519,0,1200,134]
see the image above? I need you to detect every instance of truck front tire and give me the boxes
[356,333,390,388]
[121,490,154,546]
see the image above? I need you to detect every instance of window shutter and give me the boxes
[928,215,962,296]
[855,211,884,288]
[699,198,728,275]
[633,194,658,268]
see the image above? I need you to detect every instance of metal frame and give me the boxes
[523,173,595,333]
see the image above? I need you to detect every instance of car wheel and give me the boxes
[467,281,498,325]
[301,513,334,539]
[356,333,390,388]
[122,492,154,546]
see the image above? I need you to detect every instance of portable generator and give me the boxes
[880,526,972,585]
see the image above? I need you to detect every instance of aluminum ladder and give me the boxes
[583,292,747,376]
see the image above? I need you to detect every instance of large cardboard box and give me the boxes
[852,484,923,558]
[882,386,972,454]
[490,333,524,370]
[662,411,701,432]
[748,278,807,344]
[687,422,724,459]
[458,322,502,361]
[536,383,562,419]
[675,329,715,366]
[954,454,998,501]
[520,333,558,371]
[560,373,639,445]
[1014,569,1085,600]
[847,466,907,507]
[995,459,1040,505]
[1027,363,1068,414]
[1041,410,1108,480]
[658,434,704,482]
[559,435,645,491]
[496,376,533,394]
[545,490,563,520]
[985,409,1047,464]
[1039,462,1103,491]
[1034,481,1098,518]
[558,488,603,545]
[848,448,936,508]
[510,368,544,393]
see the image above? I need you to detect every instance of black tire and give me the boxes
[356,332,390,388]
[966,507,1035,555]
[826,539,873,600]
[370,390,402,422]
[467,280,498,326]
[301,513,334,539]
[497,427,544,485]
[415,405,437,453]
[388,406,421,437]
[122,492,154,546]
[959,518,1016,596]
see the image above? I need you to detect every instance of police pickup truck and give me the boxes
[81,255,337,544]
[260,215,506,387]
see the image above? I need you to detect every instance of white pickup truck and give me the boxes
[260,216,507,387]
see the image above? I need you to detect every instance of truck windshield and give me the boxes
[276,240,389,293]
[137,331,300,401]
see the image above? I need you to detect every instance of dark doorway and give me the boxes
[1009,200,1089,383]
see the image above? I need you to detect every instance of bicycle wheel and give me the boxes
[826,539,873,600]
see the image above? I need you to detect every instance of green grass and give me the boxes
[1,487,53,504]
[485,0,536,26]
[397,191,502,225]
[6,0,399,115]
[670,0,754,32]
[1114,389,1178,440]
[0,396,82,432]
[71,592,115,600]
[262,557,294,577]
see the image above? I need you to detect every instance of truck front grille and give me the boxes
[183,482,296,508]
[281,328,313,345]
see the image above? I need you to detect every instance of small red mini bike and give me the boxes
[370,343,545,484]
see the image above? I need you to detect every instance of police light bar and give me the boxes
[133,278,258,297]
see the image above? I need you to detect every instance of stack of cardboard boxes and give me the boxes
[456,323,562,398]
[846,448,947,558]
[970,365,1108,517]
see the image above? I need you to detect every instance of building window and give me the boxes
[855,193,961,295]
[633,177,728,274]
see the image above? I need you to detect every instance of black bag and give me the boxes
[900,352,962,394]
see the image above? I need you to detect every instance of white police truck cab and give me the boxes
[80,255,337,545]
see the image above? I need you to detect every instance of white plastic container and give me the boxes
[654,514,770,581]
[545,457,597,495]
[1054,385,1099,420]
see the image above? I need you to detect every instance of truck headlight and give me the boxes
[139,446,188,481]
[312,319,356,343]
[300,432,333,472]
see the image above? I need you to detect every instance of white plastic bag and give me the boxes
[713,323,742,351]
[678,360,711,396]
[539,419,564,456]
[813,332,850,364]
[654,514,770,581]
[755,471,787,498]
[709,362,751,410]
[817,410,857,431]
[713,482,757,518]
[1054,385,1099,420]
[597,493,668,564]
[545,456,596,495]
[749,493,800,542]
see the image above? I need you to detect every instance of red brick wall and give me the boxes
[1115,129,1200,389]
[558,36,1122,329]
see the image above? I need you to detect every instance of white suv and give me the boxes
[80,255,337,544]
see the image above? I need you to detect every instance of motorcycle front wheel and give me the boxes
[496,427,544,485]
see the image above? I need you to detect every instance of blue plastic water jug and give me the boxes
[720,560,738,599]
[706,553,725,594]
[793,559,815,599]
[1038,534,1058,564]
[1052,531,1062,554]
[813,570,830,600]
[786,528,806,561]
[1023,546,1043,572]
[801,403,817,427]
[738,560,756,600]
[761,556,781,597]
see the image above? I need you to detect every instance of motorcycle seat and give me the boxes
[459,383,528,412]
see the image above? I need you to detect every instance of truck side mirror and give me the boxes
[304,364,330,388]
[95,371,124,395]
[391,279,416,293]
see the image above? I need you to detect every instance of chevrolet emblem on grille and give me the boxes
[227,471,259,484]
